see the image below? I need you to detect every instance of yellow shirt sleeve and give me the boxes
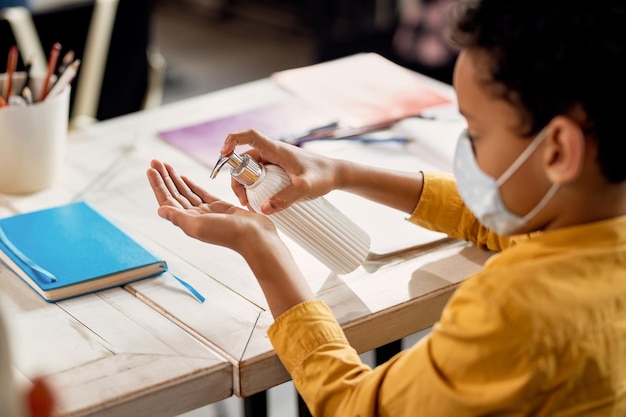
[409,171,516,252]
[268,276,546,416]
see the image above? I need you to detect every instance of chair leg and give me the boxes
[71,0,120,128]
[0,7,47,74]
[141,47,166,110]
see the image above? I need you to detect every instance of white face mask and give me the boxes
[453,128,559,235]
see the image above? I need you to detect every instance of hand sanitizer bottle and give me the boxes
[211,151,371,274]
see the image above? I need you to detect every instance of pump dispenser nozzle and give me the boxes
[210,151,265,186]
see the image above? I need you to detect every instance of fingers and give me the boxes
[148,160,203,208]
[160,161,204,208]
[156,200,259,249]
[147,165,183,209]
[259,183,303,214]
[156,205,208,243]
[222,129,298,209]
[181,175,219,205]
[231,177,249,207]
[220,130,334,214]
[222,130,273,207]
[222,129,281,162]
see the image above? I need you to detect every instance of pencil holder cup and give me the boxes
[0,72,70,195]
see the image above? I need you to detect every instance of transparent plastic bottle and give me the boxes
[211,151,371,274]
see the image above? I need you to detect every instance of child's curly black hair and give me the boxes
[449,0,625,183]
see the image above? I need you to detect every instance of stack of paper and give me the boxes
[271,52,454,128]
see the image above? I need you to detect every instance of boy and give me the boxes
[147,0,626,414]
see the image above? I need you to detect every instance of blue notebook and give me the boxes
[0,201,167,302]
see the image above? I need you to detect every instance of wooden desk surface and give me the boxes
[0,78,491,415]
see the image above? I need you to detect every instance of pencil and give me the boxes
[22,56,33,96]
[57,50,74,75]
[22,86,33,105]
[46,59,80,99]
[3,45,18,100]
[39,42,62,102]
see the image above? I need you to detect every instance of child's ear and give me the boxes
[27,378,55,417]
[542,115,586,184]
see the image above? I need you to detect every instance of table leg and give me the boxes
[297,392,313,417]
[375,339,403,364]
[243,391,267,417]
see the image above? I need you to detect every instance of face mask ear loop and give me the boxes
[496,127,549,187]
[520,182,559,223]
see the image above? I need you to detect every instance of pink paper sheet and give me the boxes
[271,53,453,128]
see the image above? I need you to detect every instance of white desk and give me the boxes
[0,78,491,416]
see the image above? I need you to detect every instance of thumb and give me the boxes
[260,184,303,214]
[157,205,185,223]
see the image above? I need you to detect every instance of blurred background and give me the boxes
[154,0,458,102]
[2,0,458,123]
[152,0,316,104]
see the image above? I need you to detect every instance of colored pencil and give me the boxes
[3,45,18,100]
[46,59,80,99]
[39,42,62,102]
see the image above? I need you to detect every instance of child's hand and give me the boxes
[147,159,313,318]
[146,159,278,254]
[221,129,342,214]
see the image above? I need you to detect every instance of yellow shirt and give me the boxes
[268,172,626,416]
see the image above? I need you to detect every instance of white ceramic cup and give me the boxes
[0,72,70,195]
